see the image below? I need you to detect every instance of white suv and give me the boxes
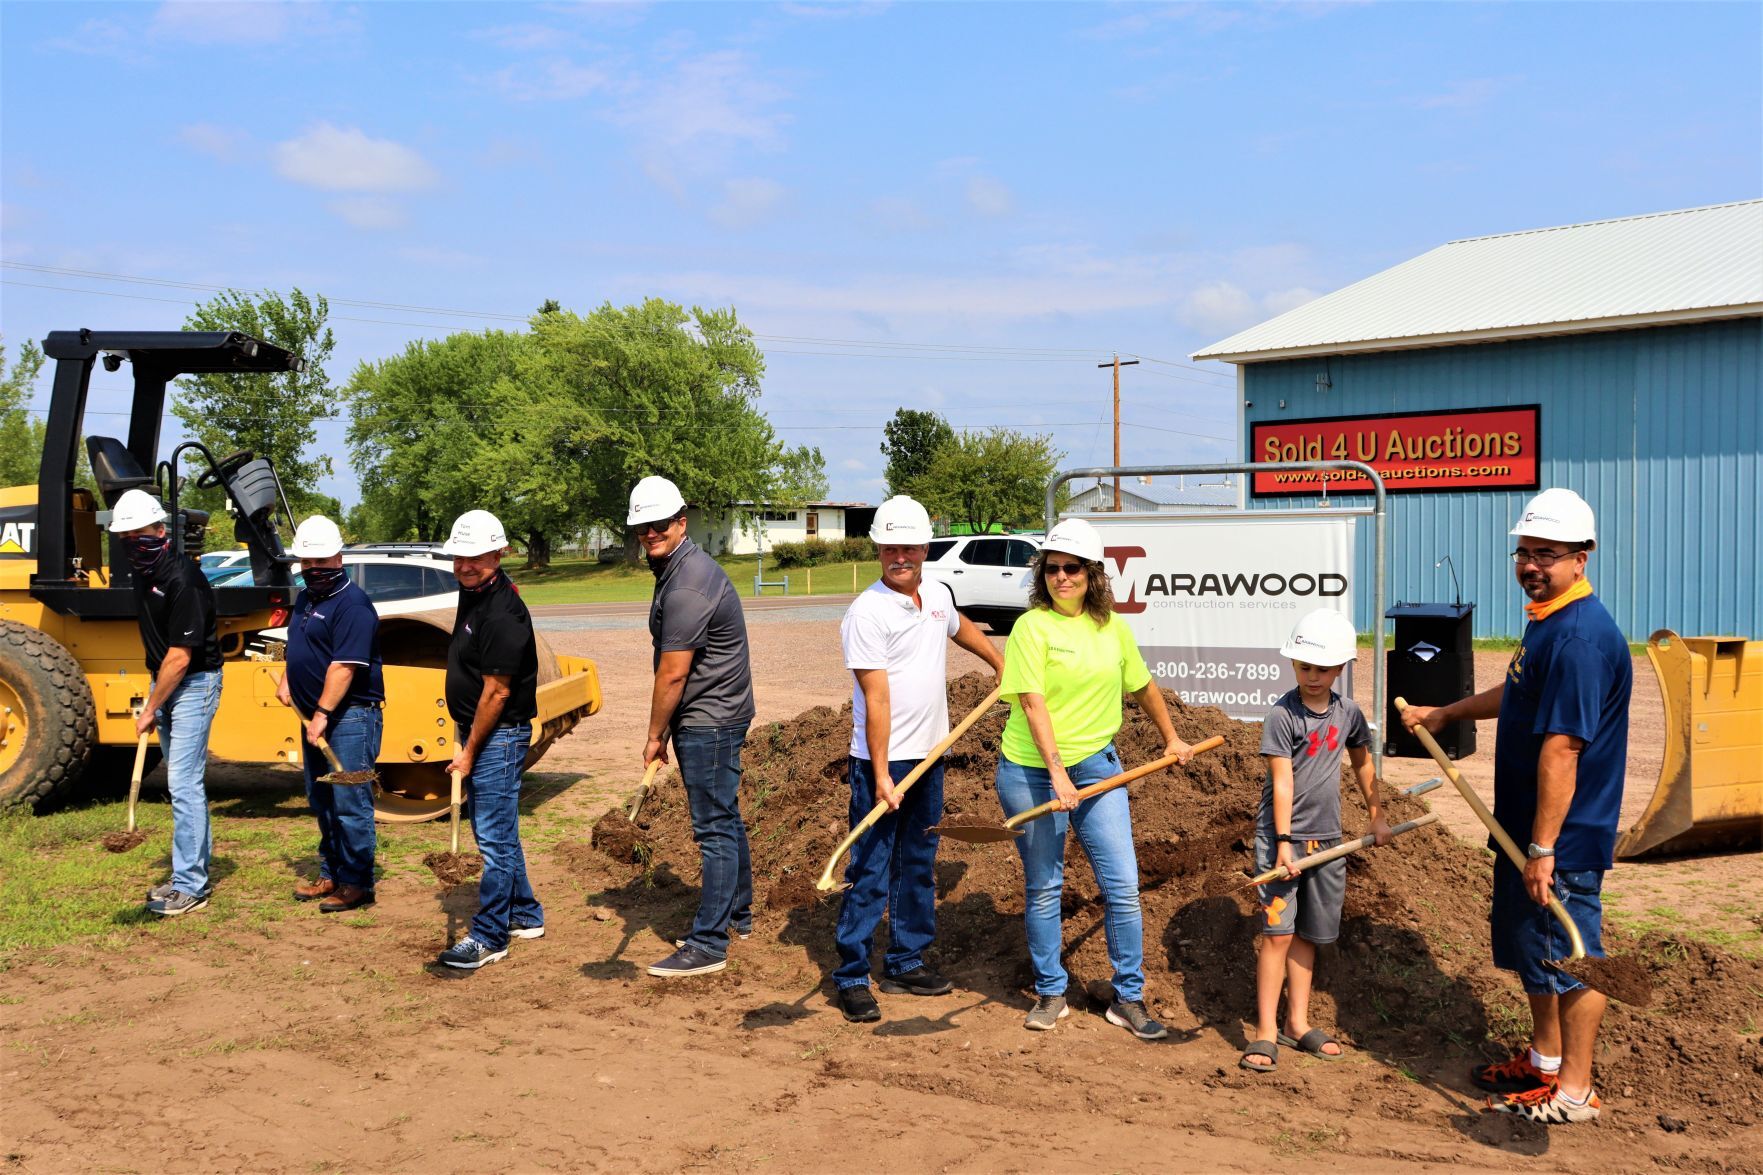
[920,534,1041,633]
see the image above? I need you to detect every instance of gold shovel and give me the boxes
[933,734,1226,844]
[813,685,1004,893]
[627,760,663,822]
[297,709,378,787]
[1231,777,1443,890]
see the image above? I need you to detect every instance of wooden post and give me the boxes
[1098,353,1139,510]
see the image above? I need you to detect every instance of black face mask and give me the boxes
[303,564,347,599]
[124,533,170,579]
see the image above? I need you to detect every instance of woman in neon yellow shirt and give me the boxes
[995,518,1190,1040]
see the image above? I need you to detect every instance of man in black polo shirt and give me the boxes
[275,515,384,914]
[109,489,224,918]
[435,510,542,971]
[630,476,757,979]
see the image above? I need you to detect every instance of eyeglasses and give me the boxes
[633,518,679,536]
[1044,561,1087,577]
[1510,547,1580,567]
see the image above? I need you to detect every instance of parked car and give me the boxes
[198,549,252,581]
[249,553,460,649]
[919,534,1041,633]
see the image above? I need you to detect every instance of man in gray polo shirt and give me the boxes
[632,475,757,978]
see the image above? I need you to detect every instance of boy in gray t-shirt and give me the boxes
[1241,609,1390,1074]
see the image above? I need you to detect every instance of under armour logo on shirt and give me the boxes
[1305,725,1340,757]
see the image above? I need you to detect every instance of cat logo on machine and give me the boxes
[0,520,36,556]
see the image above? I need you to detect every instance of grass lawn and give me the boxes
[509,555,883,605]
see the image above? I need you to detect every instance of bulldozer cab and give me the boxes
[22,329,299,618]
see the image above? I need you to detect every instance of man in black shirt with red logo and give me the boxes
[109,489,223,918]
[435,510,542,971]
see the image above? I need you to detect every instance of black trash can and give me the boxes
[1384,602,1476,759]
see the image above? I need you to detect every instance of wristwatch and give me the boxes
[1275,834,1293,845]
[1526,842,1555,859]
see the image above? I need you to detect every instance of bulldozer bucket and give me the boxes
[1616,629,1763,860]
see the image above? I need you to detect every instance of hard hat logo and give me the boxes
[443,510,509,557]
[1510,488,1596,545]
[1279,608,1358,667]
[628,476,687,527]
[291,515,344,559]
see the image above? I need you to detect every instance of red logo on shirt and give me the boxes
[1305,726,1339,757]
[930,610,947,621]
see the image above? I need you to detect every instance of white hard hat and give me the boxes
[870,496,933,545]
[1510,488,1596,547]
[442,509,508,557]
[627,475,687,526]
[1279,609,1359,667]
[107,488,168,533]
[290,515,344,559]
[1042,518,1103,563]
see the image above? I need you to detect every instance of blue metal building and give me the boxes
[1194,201,1763,640]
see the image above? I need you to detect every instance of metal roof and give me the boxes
[1068,477,1238,507]
[1193,200,1763,364]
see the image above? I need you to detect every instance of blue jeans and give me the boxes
[301,707,381,889]
[154,669,222,896]
[995,744,1145,1002]
[1491,856,1606,995]
[833,756,944,989]
[674,723,753,959]
[464,725,541,951]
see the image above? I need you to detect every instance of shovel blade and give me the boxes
[1548,956,1655,1006]
[930,823,1022,843]
[321,770,378,787]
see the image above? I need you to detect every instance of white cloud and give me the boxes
[327,197,407,231]
[149,1,359,45]
[485,58,612,102]
[613,51,791,151]
[176,122,253,162]
[1177,281,1260,336]
[1262,286,1321,316]
[273,124,438,193]
[708,178,788,229]
[965,174,1015,219]
[839,457,869,472]
[42,18,151,64]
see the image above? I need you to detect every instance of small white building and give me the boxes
[1065,476,1237,513]
[686,501,866,556]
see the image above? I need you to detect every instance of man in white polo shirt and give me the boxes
[832,496,1004,1023]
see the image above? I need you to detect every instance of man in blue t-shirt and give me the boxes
[276,516,385,914]
[1403,488,1632,1127]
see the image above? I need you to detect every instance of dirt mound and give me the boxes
[598,671,1763,1131]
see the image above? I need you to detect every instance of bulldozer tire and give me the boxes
[0,619,98,812]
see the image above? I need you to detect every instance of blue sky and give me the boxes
[4,1,1758,509]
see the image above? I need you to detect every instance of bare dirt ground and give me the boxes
[4,606,1759,1174]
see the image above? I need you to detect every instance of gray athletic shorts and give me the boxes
[1253,832,1345,944]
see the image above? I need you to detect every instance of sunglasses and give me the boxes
[633,517,679,536]
[1043,560,1088,577]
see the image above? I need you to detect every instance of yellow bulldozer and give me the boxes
[0,329,600,820]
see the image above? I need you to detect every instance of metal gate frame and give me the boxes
[1047,461,1390,778]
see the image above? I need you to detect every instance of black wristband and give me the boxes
[314,705,333,718]
[1276,833,1293,844]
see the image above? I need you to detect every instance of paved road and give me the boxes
[531,594,856,632]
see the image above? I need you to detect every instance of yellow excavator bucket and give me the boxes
[1616,629,1763,860]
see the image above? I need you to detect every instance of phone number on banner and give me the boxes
[1150,660,1285,682]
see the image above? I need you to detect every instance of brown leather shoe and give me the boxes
[293,877,336,902]
[319,884,375,914]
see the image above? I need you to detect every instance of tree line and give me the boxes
[4,291,1065,559]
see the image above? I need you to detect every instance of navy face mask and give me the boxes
[303,564,347,599]
[124,533,170,579]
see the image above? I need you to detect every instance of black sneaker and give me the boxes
[647,944,727,978]
[879,967,954,996]
[438,935,508,970]
[509,921,545,940]
[1105,999,1169,1041]
[838,985,881,1023]
[147,890,208,918]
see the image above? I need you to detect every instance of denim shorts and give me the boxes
[1490,857,1605,995]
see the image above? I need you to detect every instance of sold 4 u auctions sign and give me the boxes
[1088,514,1356,721]
[1251,405,1540,496]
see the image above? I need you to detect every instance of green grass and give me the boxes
[508,555,883,605]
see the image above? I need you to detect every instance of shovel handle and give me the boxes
[125,729,150,835]
[1394,697,1585,959]
[449,769,463,854]
[1003,734,1228,831]
[627,759,663,821]
[294,708,348,774]
[1240,812,1440,889]
[816,684,1005,890]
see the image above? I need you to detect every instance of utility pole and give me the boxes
[1098,353,1139,511]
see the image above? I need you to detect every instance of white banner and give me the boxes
[1083,513,1357,721]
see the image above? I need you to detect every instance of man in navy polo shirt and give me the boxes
[1403,488,1632,1126]
[276,516,384,914]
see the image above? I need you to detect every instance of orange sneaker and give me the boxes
[1487,1085,1601,1124]
[1470,1051,1556,1094]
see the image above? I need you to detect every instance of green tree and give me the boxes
[880,407,953,498]
[0,336,47,489]
[172,289,336,522]
[910,427,1064,535]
